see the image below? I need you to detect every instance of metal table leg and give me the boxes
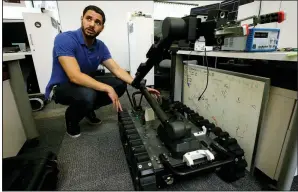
[8,60,39,139]
[172,54,184,102]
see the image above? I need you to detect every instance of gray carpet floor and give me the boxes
[32,86,296,191]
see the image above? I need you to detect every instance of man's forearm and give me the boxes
[71,72,111,92]
[114,68,134,85]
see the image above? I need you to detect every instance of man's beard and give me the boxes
[81,25,100,39]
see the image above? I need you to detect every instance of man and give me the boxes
[45,5,160,138]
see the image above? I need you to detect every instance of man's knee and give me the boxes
[74,87,97,110]
[115,80,127,97]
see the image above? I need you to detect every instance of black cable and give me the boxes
[126,88,134,109]
[198,47,209,101]
[258,0,262,17]
[138,94,144,107]
[183,43,209,101]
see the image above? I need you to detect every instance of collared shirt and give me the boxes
[45,27,111,99]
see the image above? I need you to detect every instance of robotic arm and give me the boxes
[130,17,191,140]
[130,12,224,140]
[129,10,285,141]
[130,9,232,90]
[131,17,188,89]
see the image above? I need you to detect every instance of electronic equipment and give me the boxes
[3,22,30,48]
[118,9,285,190]
[119,101,247,190]
[194,37,213,52]
[222,28,280,52]
[131,10,285,89]
[214,11,285,52]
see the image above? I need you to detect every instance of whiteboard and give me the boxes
[183,64,270,171]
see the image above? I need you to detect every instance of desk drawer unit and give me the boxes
[255,86,297,180]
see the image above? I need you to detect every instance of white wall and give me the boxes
[3,1,40,20]
[33,1,60,23]
[153,2,197,20]
[3,0,60,22]
[277,1,297,49]
[193,1,222,6]
[57,1,154,71]
[153,1,222,20]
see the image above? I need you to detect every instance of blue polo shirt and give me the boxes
[45,28,112,99]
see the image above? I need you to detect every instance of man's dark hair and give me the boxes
[83,5,106,24]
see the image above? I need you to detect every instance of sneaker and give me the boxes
[65,121,81,138]
[85,111,102,125]
[65,108,81,138]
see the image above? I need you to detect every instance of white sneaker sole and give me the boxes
[67,132,81,138]
[85,118,102,125]
[65,122,81,138]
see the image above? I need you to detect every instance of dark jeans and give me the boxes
[53,76,127,124]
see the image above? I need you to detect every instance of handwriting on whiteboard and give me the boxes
[184,65,264,144]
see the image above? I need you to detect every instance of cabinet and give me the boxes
[255,86,297,180]
[3,80,27,158]
[128,16,155,86]
[23,12,60,94]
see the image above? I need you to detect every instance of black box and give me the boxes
[2,151,59,191]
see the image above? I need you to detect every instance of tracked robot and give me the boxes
[118,9,285,190]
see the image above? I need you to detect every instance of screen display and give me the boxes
[254,32,268,38]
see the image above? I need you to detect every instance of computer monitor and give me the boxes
[3,22,30,48]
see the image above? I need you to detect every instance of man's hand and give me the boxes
[102,58,161,108]
[103,59,134,85]
[107,87,123,112]
[147,87,161,98]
